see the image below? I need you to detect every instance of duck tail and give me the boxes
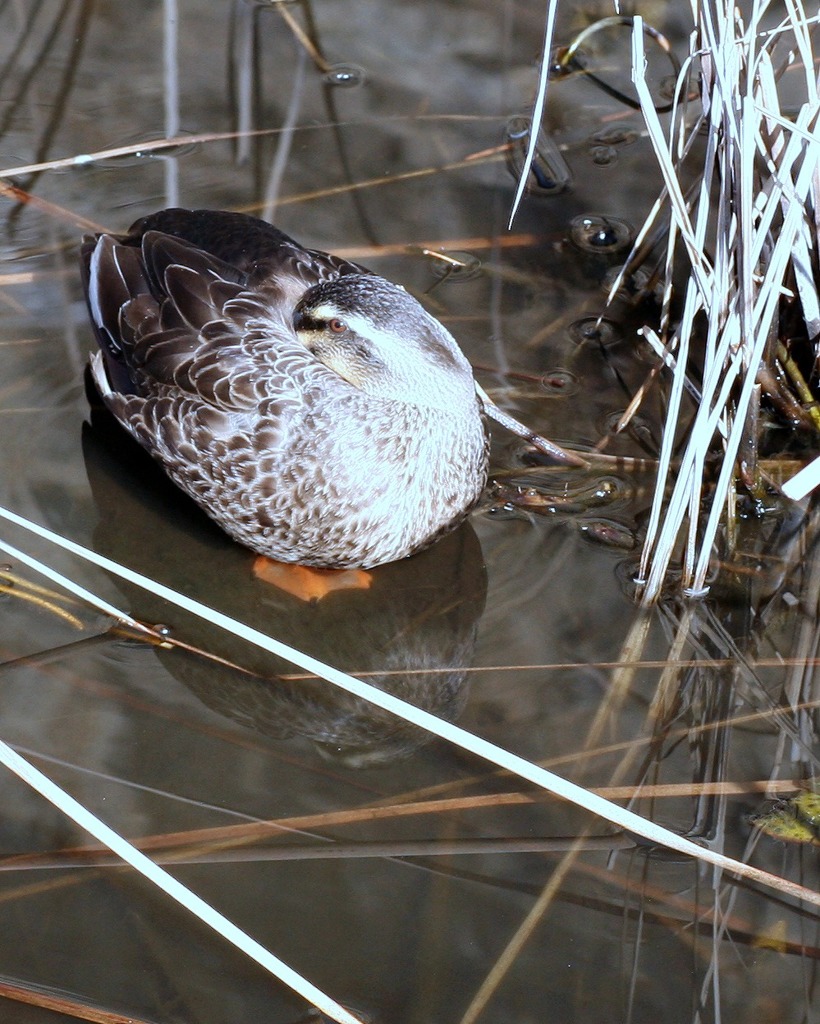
[81,234,147,395]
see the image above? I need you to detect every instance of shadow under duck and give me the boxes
[81,208,574,568]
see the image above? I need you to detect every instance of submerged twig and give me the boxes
[1,506,819,912]
[0,974,156,1024]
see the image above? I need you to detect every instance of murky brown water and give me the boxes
[0,2,818,1023]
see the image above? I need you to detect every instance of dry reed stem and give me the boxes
[0,778,799,873]
[0,976,153,1024]
[0,506,818,912]
[625,5,820,600]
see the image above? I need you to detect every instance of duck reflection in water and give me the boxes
[82,408,487,766]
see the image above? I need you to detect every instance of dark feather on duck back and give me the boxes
[120,208,369,288]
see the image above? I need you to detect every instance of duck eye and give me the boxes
[328,318,347,334]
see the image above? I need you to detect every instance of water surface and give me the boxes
[0,3,817,1023]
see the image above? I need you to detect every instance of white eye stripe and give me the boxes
[309,306,383,346]
[310,303,343,320]
[341,314,384,345]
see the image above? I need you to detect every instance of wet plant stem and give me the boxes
[776,341,820,432]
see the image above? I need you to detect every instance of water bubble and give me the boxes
[589,145,618,166]
[616,559,647,600]
[505,115,572,196]
[602,410,656,449]
[568,316,622,347]
[634,333,666,366]
[603,410,628,434]
[551,17,681,113]
[152,623,174,648]
[569,214,633,254]
[95,130,201,168]
[589,477,626,503]
[485,502,532,522]
[428,250,482,282]
[601,265,655,301]
[588,124,639,148]
[549,44,581,78]
[540,369,578,395]
[323,63,366,88]
[490,474,629,517]
[578,517,637,550]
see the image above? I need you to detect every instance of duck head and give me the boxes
[293,274,477,411]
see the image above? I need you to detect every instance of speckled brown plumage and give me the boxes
[81,208,489,568]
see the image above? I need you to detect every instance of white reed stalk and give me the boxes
[0,741,363,1024]
[1,504,819,910]
[782,455,820,500]
[508,0,560,224]
[631,4,820,600]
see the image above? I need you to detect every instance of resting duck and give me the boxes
[81,208,578,569]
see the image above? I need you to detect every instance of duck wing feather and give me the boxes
[124,207,370,306]
[85,227,346,469]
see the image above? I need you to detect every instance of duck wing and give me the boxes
[83,227,352,489]
[123,207,370,306]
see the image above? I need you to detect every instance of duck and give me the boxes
[81,208,581,570]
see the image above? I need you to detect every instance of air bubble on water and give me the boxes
[601,265,654,300]
[568,316,622,347]
[569,214,633,254]
[428,251,482,282]
[589,145,618,166]
[324,63,367,88]
[152,623,174,648]
[505,115,572,196]
[588,125,639,148]
[578,517,637,550]
[539,369,578,395]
